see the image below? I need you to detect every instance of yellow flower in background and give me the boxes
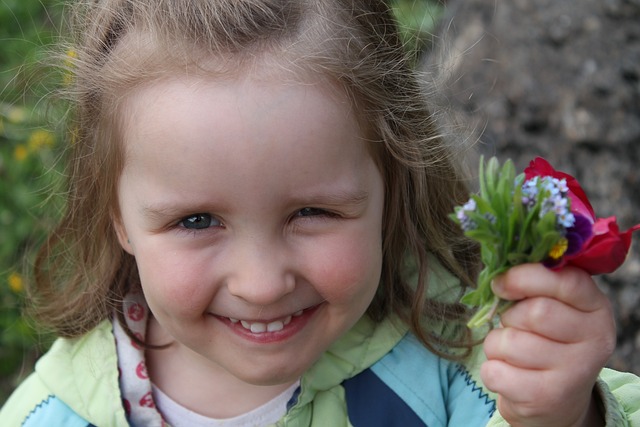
[8,272,24,293]
[27,129,55,151]
[65,49,77,63]
[6,106,27,124]
[14,144,28,161]
[64,49,77,85]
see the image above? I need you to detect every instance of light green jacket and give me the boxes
[1,316,639,426]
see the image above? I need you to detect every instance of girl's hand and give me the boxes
[480,263,616,427]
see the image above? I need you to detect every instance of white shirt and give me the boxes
[151,381,300,427]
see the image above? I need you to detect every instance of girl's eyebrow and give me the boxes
[290,189,371,207]
[139,204,207,222]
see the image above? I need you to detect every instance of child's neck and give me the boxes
[145,316,298,419]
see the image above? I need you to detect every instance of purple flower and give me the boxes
[456,198,478,231]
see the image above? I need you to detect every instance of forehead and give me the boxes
[122,63,355,137]
[114,43,362,124]
[122,44,361,126]
[119,67,371,173]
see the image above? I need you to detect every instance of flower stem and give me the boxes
[466,295,515,328]
[467,295,500,328]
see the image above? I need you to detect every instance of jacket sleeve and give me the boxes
[0,371,90,427]
[486,368,640,427]
[1,322,127,427]
[597,368,640,426]
[1,372,50,426]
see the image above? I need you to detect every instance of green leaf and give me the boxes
[470,195,495,216]
[461,289,483,306]
[507,252,530,265]
[465,229,501,245]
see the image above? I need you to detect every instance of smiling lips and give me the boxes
[225,310,306,334]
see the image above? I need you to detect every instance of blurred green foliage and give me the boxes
[0,0,443,403]
[391,0,444,60]
[1,0,64,402]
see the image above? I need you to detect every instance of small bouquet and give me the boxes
[452,156,640,328]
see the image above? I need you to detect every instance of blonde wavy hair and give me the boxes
[30,0,480,359]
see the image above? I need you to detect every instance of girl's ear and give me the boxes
[113,218,134,255]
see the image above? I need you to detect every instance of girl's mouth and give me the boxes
[216,305,320,341]
[228,310,304,334]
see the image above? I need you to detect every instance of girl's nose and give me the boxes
[226,239,296,305]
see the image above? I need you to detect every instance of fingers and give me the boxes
[491,264,605,313]
[483,322,613,374]
[492,264,616,348]
[481,360,595,424]
[481,359,551,406]
[483,327,566,369]
[498,296,608,343]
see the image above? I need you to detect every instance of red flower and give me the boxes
[524,157,640,275]
[568,216,640,275]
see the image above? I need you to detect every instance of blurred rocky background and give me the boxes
[427,0,640,374]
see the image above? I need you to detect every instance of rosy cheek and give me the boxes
[137,248,211,316]
[310,238,382,302]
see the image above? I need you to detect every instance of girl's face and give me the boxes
[115,70,385,388]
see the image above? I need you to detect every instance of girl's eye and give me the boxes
[296,207,327,217]
[179,213,219,230]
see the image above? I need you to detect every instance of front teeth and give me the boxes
[235,314,294,334]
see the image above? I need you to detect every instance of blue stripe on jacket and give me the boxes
[343,334,496,427]
[21,395,92,427]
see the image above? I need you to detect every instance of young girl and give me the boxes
[2,0,639,426]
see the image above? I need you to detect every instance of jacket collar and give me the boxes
[282,314,407,426]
